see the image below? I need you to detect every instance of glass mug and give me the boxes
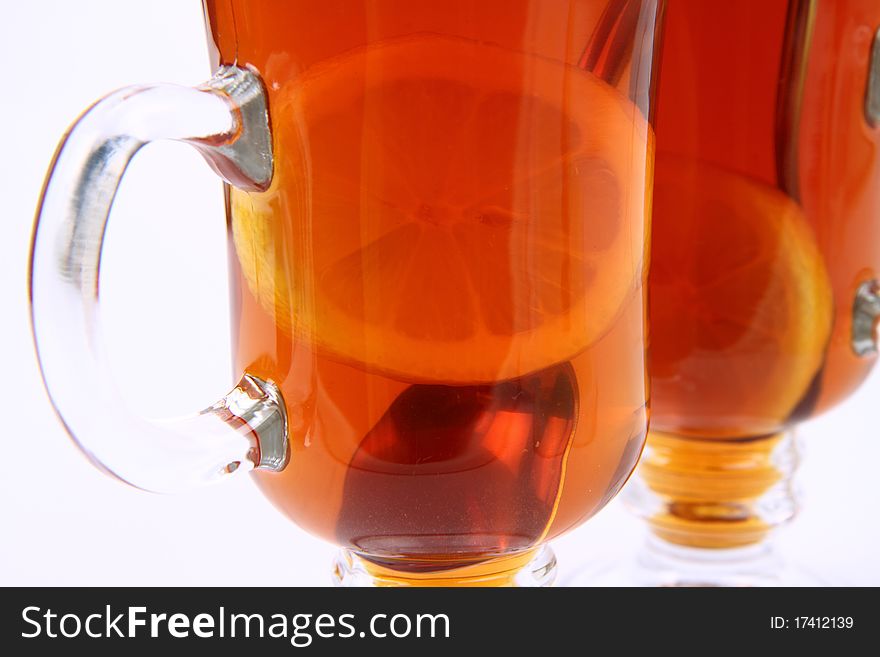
[30,0,662,586]
[625,0,880,585]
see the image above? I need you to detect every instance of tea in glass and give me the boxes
[211,0,659,582]
[638,0,880,561]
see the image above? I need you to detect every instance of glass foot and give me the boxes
[332,545,558,587]
[563,534,824,587]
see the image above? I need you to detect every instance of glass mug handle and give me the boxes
[29,66,289,492]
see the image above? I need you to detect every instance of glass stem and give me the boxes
[626,430,799,550]
[332,546,557,587]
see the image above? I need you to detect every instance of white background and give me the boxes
[1,0,878,586]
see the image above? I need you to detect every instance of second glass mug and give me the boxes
[621,0,880,586]
[30,0,662,585]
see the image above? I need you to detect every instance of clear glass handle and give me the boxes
[29,66,289,493]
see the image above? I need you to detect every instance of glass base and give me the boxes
[564,534,824,587]
[332,545,558,587]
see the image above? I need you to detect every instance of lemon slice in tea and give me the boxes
[232,35,651,383]
[650,153,833,435]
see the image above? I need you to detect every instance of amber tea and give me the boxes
[641,0,880,552]
[207,0,657,579]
